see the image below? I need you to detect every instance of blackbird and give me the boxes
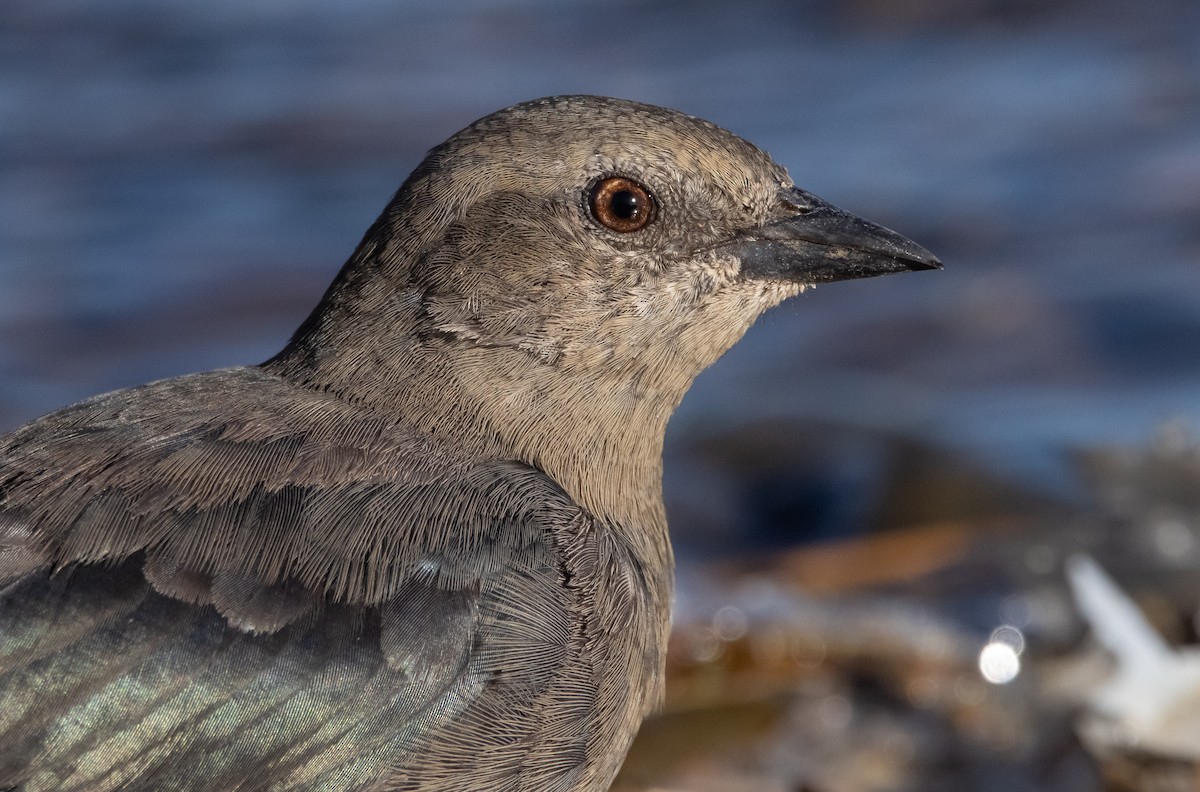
[0,95,938,791]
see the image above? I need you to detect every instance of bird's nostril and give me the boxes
[780,198,813,215]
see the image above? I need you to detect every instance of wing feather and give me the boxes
[0,368,593,791]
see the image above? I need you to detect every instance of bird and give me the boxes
[0,95,939,792]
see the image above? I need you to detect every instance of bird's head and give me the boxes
[274,96,938,519]
[332,96,938,388]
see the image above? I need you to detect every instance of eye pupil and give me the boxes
[588,176,655,233]
[610,190,640,220]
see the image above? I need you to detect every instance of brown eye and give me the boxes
[588,176,655,233]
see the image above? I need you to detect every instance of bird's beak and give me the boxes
[725,188,941,284]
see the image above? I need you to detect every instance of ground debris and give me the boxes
[620,423,1200,791]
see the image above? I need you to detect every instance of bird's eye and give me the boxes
[588,176,656,233]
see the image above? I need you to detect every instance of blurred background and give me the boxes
[2,0,1199,789]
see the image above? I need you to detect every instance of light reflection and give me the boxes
[906,674,940,708]
[998,594,1032,628]
[990,624,1025,655]
[789,635,826,668]
[978,624,1025,685]
[686,626,723,664]
[1149,511,1195,561]
[818,694,853,731]
[712,605,748,641]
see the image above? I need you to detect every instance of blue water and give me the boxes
[2,0,1199,509]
